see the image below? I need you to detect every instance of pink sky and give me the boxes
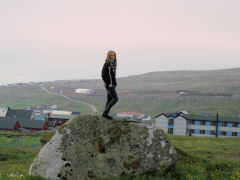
[0,0,240,83]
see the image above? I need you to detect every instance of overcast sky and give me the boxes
[1,0,240,84]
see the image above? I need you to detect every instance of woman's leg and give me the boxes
[103,87,118,115]
[105,92,112,109]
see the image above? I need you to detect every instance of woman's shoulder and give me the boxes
[103,62,110,67]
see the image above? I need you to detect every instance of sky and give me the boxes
[1,0,240,84]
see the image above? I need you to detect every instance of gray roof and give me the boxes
[182,114,240,123]
[0,117,46,129]
[18,119,46,129]
[155,112,184,118]
[6,108,33,119]
[0,119,18,129]
[72,112,81,115]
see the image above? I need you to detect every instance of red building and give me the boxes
[46,113,78,127]
[0,119,20,132]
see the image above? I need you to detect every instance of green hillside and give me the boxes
[1,67,240,117]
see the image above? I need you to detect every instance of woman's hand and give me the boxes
[109,84,113,88]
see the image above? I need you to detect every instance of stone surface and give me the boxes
[29,115,177,179]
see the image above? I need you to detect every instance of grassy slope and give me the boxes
[0,84,92,113]
[2,67,240,117]
[42,67,240,117]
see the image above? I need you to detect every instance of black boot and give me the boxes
[102,111,113,119]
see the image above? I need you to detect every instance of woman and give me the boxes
[101,50,118,119]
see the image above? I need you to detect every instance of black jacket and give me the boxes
[101,62,117,87]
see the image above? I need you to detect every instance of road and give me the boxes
[39,84,98,113]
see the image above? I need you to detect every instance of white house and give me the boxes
[75,88,93,94]
[155,112,240,137]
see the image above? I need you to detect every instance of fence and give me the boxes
[0,136,42,148]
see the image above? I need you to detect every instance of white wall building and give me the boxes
[75,88,93,94]
[155,112,240,137]
[0,108,8,117]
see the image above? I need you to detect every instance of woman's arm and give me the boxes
[102,63,111,86]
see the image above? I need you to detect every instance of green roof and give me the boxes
[0,119,18,129]
[182,114,240,123]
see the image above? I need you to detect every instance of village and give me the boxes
[1,105,240,138]
[0,106,152,133]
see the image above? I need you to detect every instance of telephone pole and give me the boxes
[216,113,219,138]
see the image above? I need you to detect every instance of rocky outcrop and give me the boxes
[29,115,177,179]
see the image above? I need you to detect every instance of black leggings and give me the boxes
[103,85,118,114]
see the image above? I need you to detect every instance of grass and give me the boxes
[0,84,91,113]
[0,133,240,180]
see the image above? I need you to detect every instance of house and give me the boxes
[51,110,72,115]
[46,113,78,127]
[0,117,48,132]
[5,107,33,119]
[17,119,48,132]
[34,115,45,121]
[142,115,152,121]
[155,112,240,137]
[0,107,48,132]
[75,88,93,94]
[0,119,20,132]
[0,108,8,117]
[116,112,145,119]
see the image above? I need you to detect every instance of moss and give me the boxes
[123,160,140,170]
[106,120,131,147]
[59,163,73,180]
[93,137,105,153]
[55,115,176,179]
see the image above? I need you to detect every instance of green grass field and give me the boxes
[0,84,92,113]
[0,132,240,180]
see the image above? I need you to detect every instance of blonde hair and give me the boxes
[105,50,117,68]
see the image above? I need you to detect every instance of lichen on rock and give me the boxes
[29,115,177,179]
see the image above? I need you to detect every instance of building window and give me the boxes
[211,121,216,126]
[221,131,226,136]
[200,130,205,134]
[189,129,194,134]
[200,121,206,125]
[168,119,174,126]
[168,128,173,134]
[232,123,238,127]
[221,122,227,127]
[190,120,195,125]
[232,132,237,136]
[210,130,215,135]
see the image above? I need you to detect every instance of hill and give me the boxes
[1,67,240,117]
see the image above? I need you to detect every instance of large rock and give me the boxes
[29,115,177,179]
